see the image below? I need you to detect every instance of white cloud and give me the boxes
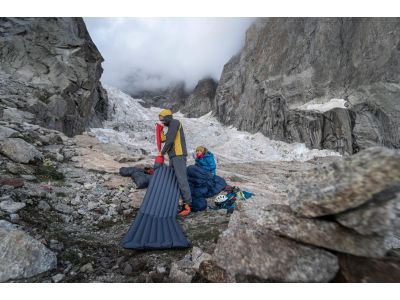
[84,17,254,93]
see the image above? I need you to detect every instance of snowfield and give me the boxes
[90,86,340,164]
[297,98,348,113]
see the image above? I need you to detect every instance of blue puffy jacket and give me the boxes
[195,151,216,175]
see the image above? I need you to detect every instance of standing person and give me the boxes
[158,109,192,216]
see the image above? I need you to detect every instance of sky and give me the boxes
[84,18,255,93]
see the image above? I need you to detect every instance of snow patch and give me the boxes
[90,86,341,164]
[297,98,348,113]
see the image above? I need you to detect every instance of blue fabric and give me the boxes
[122,166,190,249]
[187,165,226,212]
[195,152,216,175]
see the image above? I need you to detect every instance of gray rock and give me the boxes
[21,175,37,181]
[2,108,35,123]
[191,247,213,270]
[52,273,65,283]
[70,194,81,206]
[156,266,166,274]
[49,239,64,252]
[169,259,195,283]
[123,263,133,275]
[5,162,35,175]
[80,263,94,273]
[0,18,108,137]
[198,260,229,283]
[52,203,73,215]
[10,214,20,222]
[0,138,43,164]
[335,186,400,236]
[87,201,99,210]
[0,125,18,140]
[0,199,26,214]
[213,224,338,282]
[0,220,57,282]
[38,200,51,212]
[252,204,388,258]
[214,18,400,153]
[289,147,400,217]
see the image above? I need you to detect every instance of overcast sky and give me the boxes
[84,18,255,93]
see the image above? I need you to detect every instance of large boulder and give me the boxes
[212,211,339,282]
[251,204,388,258]
[0,220,57,282]
[0,138,43,163]
[289,147,400,217]
[0,18,108,136]
[214,18,400,154]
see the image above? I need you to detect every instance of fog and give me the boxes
[84,18,255,93]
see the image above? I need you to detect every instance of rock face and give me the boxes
[214,18,400,154]
[0,17,108,136]
[181,78,217,118]
[289,147,400,217]
[0,220,57,282]
[0,138,43,163]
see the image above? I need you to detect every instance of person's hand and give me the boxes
[158,151,163,156]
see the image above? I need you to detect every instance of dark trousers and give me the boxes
[169,156,192,204]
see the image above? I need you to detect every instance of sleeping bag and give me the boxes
[119,167,153,189]
[187,165,226,212]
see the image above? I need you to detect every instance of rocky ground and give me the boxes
[1,119,400,283]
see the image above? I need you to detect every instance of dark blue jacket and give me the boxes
[195,151,216,175]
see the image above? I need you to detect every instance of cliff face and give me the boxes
[180,78,217,118]
[214,18,400,154]
[0,17,108,137]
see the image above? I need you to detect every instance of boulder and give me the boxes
[197,260,229,283]
[0,125,18,140]
[289,147,400,217]
[213,224,339,282]
[251,204,388,258]
[0,199,26,214]
[0,220,57,282]
[0,138,43,164]
[169,257,195,283]
[335,185,400,236]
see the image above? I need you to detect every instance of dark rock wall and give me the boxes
[0,17,108,137]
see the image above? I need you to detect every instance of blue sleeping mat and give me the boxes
[122,165,190,249]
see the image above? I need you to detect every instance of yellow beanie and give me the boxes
[159,109,173,117]
[196,146,207,153]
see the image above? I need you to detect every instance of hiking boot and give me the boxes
[177,204,191,216]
